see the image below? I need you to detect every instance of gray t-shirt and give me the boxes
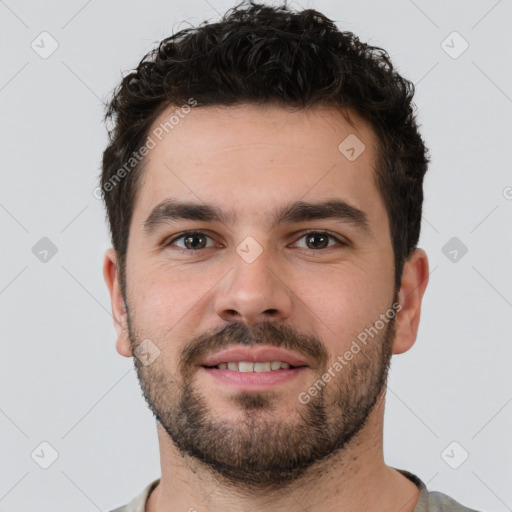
[109,468,482,512]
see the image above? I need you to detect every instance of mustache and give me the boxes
[180,321,328,371]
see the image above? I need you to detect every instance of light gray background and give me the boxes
[1,0,511,510]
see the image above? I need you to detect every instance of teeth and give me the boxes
[254,362,270,372]
[214,361,294,372]
[238,361,254,372]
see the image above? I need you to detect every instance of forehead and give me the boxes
[132,103,386,232]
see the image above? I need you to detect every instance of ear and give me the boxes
[103,248,133,357]
[392,248,429,355]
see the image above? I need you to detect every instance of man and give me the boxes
[101,2,481,511]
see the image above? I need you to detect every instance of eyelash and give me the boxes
[164,230,348,252]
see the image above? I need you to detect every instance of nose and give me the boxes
[214,248,293,326]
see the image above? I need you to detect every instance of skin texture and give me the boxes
[104,104,429,512]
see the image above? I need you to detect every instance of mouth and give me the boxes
[198,346,310,390]
[199,345,310,369]
[203,361,306,371]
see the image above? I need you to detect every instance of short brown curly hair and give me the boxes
[101,0,430,294]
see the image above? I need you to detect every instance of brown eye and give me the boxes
[167,231,215,250]
[183,233,207,249]
[305,233,330,249]
[293,231,346,250]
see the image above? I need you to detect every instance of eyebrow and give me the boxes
[143,198,371,235]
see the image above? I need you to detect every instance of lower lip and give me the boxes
[199,366,308,390]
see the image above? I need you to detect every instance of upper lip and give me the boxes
[200,346,310,367]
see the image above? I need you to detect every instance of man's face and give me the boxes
[116,104,399,489]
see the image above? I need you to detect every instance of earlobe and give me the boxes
[392,249,429,355]
[103,248,133,358]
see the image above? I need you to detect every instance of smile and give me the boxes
[204,361,304,372]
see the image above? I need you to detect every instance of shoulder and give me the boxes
[394,468,482,512]
[108,478,160,512]
[425,490,482,512]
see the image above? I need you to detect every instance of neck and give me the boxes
[146,396,419,512]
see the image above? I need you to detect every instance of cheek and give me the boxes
[293,261,393,349]
[128,261,210,330]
